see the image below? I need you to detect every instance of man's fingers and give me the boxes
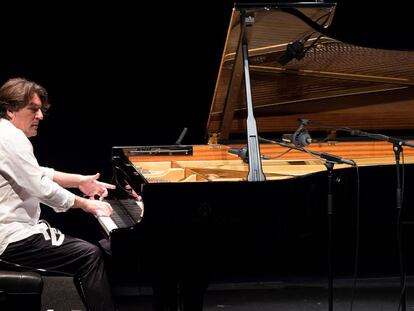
[94,202,112,217]
[100,182,116,189]
[101,202,112,216]
[99,188,108,199]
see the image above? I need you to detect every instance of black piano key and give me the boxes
[119,199,142,222]
[105,200,135,228]
[103,199,143,230]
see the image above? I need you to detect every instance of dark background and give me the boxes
[0,1,412,180]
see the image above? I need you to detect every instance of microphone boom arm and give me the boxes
[259,137,356,166]
[338,128,414,148]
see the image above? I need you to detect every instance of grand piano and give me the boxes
[101,2,414,309]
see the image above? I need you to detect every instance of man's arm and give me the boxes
[53,171,116,199]
[52,171,83,188]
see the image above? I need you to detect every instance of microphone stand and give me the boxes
[394,142,406,311]
[259,137,355,311]
[325,160,334,311]
[338,129,414,311]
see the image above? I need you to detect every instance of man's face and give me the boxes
[8,93,44,137]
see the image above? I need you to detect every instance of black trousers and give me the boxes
[0,233,115,311]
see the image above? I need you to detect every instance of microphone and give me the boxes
[283,119,312,147]
[319,152,356,166]
[293,128,312,147]
[228,146,248,163]
[278,39,306,65]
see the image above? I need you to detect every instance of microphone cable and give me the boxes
[258,136,294,159]
[261,148,292,160]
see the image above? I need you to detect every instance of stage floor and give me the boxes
[113,276,414,311]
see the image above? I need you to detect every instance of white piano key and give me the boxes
[98,216,118,235]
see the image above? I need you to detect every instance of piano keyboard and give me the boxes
[98,199,143,235]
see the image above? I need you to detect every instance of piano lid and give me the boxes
[208,2,414,141]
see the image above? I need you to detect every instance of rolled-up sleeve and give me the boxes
[40,166,55,180]
[0,130,75,212]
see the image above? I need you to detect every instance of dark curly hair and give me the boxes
[0,78,49,119]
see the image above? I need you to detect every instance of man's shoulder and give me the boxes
[0,119,27,142]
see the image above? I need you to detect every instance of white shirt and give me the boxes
[0,118,75,255]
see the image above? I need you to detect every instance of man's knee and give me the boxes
[75,240,105,272]
[85,243,103,262]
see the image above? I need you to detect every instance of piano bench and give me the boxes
[0,270,43,311]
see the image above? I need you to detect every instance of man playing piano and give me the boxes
[0,77,117,311]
